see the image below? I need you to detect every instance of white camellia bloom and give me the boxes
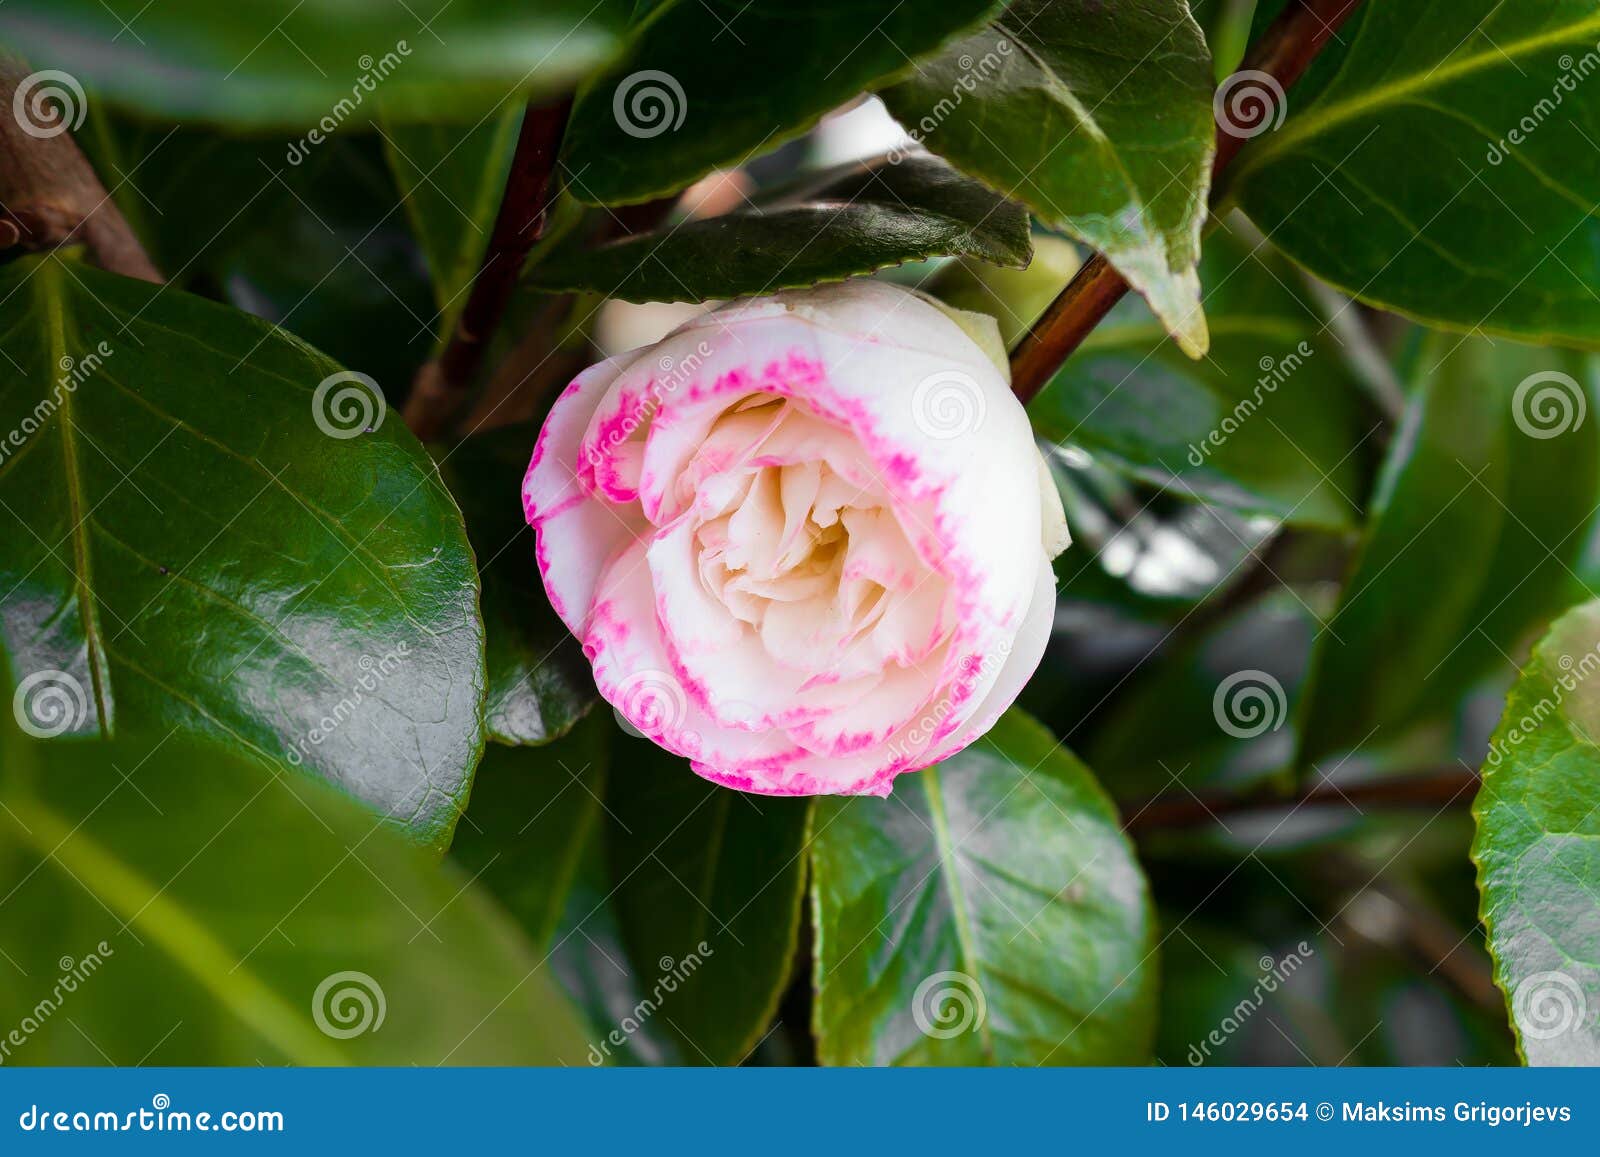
[524,279,1069,796]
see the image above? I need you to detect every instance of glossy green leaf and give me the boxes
[1231,1,1600,348]
[526,155,1031,303]
[603,734,810,1065]
[881,0,1215,355]
[0,0,625,127]
[438,423,594,746]
[1299,338,1600,765]
[449,712,608,950]
[559,0,1004,206]
[0,720,589,1064]
[1029,215,1373,530]
[811,709,1157,1065]
[1473,598,1600,1064]
[383,111,523,345]
[0,254,483,850]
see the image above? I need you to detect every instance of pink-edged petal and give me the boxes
[524,352,643,520]
[533,496,646,636]
[920,554,1058,766]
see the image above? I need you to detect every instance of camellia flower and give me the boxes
[523,279,1069,796]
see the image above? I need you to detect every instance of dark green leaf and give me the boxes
[1232,1,1600,348]
[1091,589,1317,799]
[76,114,291,279]
[0,0,624,127]
[383,111,523,345]
[603,734,810,1065]
[1029,215,1374,530]
[811,709,1157,1065]
[0,254,483,850]
[438,423,595,746]
[559,0,1004,206]
[881,0,1215,354]
[449,712,608,950]
[526,155,1031,302]
[1299,338,1600,765]
[1473,597,1600,1064]
[0,721,589,1064]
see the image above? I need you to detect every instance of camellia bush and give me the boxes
[1,0,1598,1067]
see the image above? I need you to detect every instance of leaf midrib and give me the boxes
[7,788,349,1066]
[39,260,112,736]
[920,768,998,1063]
[1245,11,1600,167]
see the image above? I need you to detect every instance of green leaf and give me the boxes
[438,423,595,746]
[1299,338,1600,765]
[1473,598,1600,1064]
[1028,215,1373,530]
[810,709,1157,1065]
[76,115,293,280]
[526,154,1031,302]
[1091,588,1317,799]
[0,0,625,127]
[881,0,1216,355]
[383,110,523,345]
[0,720,590,1064]
[0,254,483,850]
[603,734,810,1065]
[220,137,438,390]
[558,0,1005,206]
[449,712,608,950]
[1231,1,1600,349]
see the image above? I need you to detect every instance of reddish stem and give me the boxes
[403,95,573,441]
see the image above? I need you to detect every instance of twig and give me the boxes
[1008,0,1366,403]
[1124,764,1479,834]
[0,55,160,282]
[403,94,573,441]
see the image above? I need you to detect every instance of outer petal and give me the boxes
[525,353,650,635]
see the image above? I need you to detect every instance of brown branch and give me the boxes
[1124,764,1480,834]
[1008,0,1366,403]
[403,94,573,442]
[0,55,160,282]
